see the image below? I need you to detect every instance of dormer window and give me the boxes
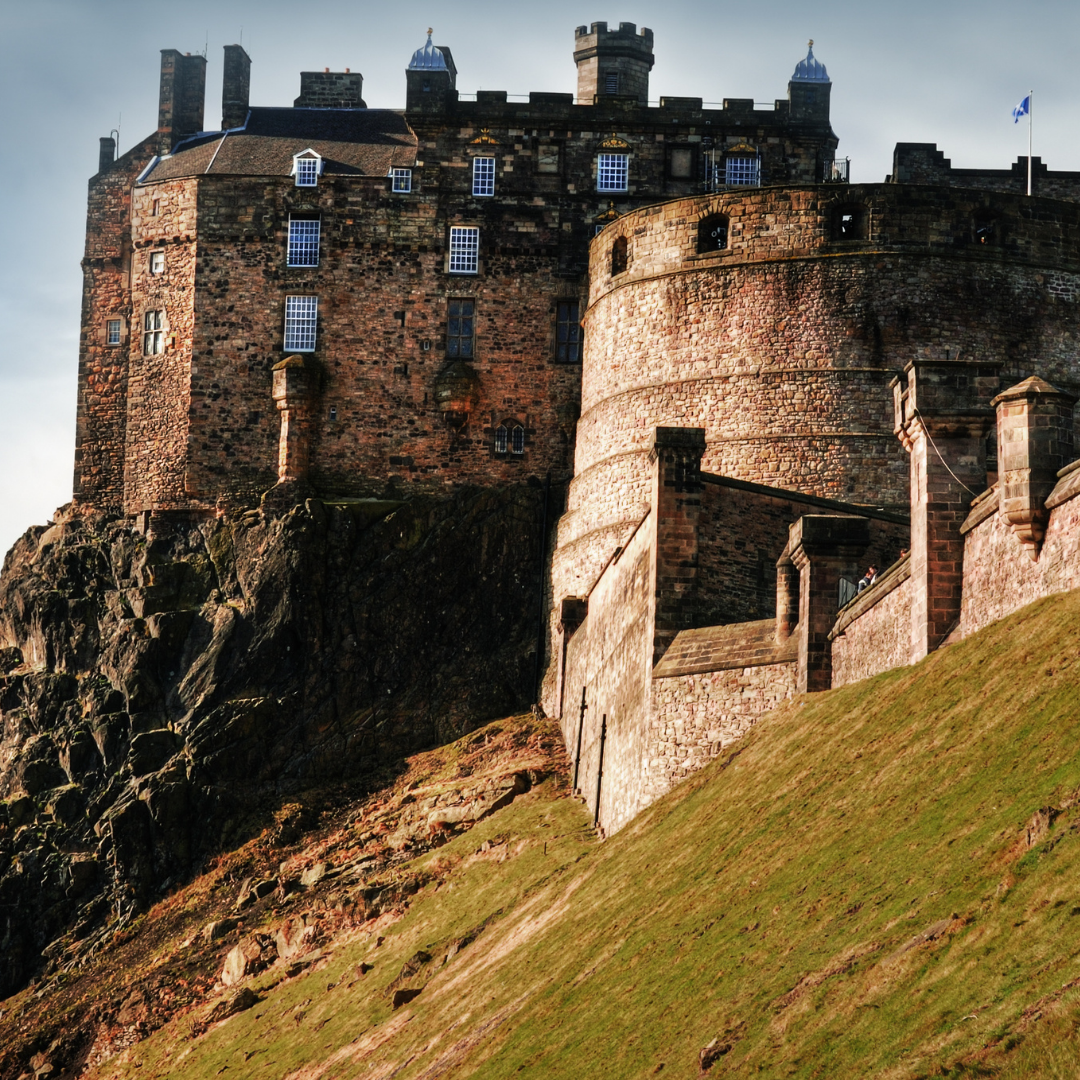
[292,150,322,187]
[390,168,412,193]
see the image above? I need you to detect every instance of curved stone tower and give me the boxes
[550,182,1080,634]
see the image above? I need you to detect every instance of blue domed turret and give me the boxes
[409,30,448,71]
[791,40,830,83]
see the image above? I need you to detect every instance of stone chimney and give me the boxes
[158,49,207,155]
[993,376,1077,558]
[573,22,654,105]
[97,136,115,175]
[294,68,366,109]
[222,44,251,129]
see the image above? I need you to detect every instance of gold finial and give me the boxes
[427,27,433,36]
[808,39,814,49]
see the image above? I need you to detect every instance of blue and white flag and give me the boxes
[1013,95,1031,123]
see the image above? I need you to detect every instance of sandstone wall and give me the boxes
[560,513,651,834]
[830,563,912,687]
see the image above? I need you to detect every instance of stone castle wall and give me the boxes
[830,562,912,687]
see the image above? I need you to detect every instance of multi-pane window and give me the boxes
[472,157,495,196]
[284,296,318,351]
[294,156,319,187]
[149,251,164,274]
[596,153,628,192]
[287,217,320,267]
[556,301,582,363]
[495,424,525,454]
[106,319,121,346]
[391,168,412,193]
[142,310,164,355]
[511,425,525,454]
[446,298,474,358]
[449,226,479,274]
[725,155,760,186]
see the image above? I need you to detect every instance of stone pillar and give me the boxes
[893,360,1000,661]
[647,426,706,666]
[271,356,317,487]
[775,555,799,643]
[994,376,1077,559]
[788,516,870,693]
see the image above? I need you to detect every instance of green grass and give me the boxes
[93,589,1080,1078]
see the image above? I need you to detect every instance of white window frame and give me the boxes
[287,217,320,267]
[725,154,760,186]
[106,319,122,346]
[390,167,412,193]
[284,295,318,352]
[449,226,479,275]
[596,153,628,193]
[292,150,322,187]
[149,251,164,275]
[142,310,164,355]
[472,157,495,197]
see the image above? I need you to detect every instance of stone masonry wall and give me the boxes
[830,568,912,687]
[559,513,652,834]
[961,488,1080,637]
[644,661,796,806]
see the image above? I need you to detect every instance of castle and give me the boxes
[77,25,1080,833]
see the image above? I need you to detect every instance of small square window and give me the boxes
[143,310,164,355]
[449,226,479,274]
[597,153,628,193]
[295,157,319,187]
[447,298,474,358]
[472,157,495,196]
[149,251,164,274]
[725,155,759,186]
[556,301,582,363]
[284,296,318,351]
[106,319,121,346]
[391,168,412,193]
[287,217,320,267]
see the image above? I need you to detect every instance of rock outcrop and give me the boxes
[0,484,552,999]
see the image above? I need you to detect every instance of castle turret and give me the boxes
[788,40,831,123]
[405,31,457,113]
[573,21,654,104]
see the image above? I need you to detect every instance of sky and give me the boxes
[1,0,1077,558]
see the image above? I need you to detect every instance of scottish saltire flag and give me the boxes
[1013,95,1031,123]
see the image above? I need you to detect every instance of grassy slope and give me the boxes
[92,589,1080,1079]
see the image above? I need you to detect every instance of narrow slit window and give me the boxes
[391,168,412,193]
[472,157,495,196]
[142,310,164,355]
[604,71,619,95]
[511,425,525,454]
[447,298,475,358]
[611,235,628,275]
[106,319,121,346]
[287,217,320,267]
[596,153,628,193]
[449,226,479,274]
[284,295,318,352]
[495,425,508,454]
[556,300,582,363]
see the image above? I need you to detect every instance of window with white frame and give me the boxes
[287,217,320,267]
[449,226,479,274]
[149,251,164,274]
[391,168,412,193]
[596,153,628,192]
[725,155,760,186]
[472,157,495,196]
[143,310,164,355]
[294,154,320,187]
[284,296,318,351]
[106,319,122,346]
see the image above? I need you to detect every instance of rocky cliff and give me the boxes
[0,484,552,1000]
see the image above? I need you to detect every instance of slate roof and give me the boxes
[143,107,418,183]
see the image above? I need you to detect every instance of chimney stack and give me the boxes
[222,44,251,130]
[97,136,116,175]
[158,49,207,154]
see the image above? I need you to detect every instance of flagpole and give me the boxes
[1027,89,1033,197]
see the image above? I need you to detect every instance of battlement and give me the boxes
[573,20,655,105]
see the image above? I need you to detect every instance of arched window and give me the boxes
[494,422,526,455]
[495,425,508,454]
[511,424,525,454]
[611,235,628,275]
[697,214,729,253]
[832,204,863,241]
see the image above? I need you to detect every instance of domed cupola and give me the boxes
[409,30,448,71]
[791,39,830,83]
